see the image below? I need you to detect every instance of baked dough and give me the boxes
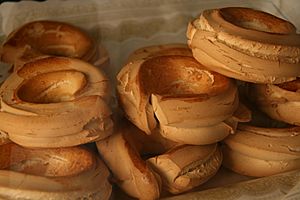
[250,79,300,125]
[223,124,300,177]
[0,56,113,147]
[187,7,300,83]
[117,44,245,145]
[0,20,108,71]
[97,121,222,199]
[0,142,112,200]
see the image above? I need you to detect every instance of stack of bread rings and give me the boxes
[99,6,300,200]
[97,43,250,199]
[0,20,113,199]
[187,7,300,178]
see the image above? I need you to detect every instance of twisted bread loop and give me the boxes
[0,56,113,148]
[97,121,222,199]
[187,7,300,83]
[147,143,222,194]
[0,142,112,200]
[0,20,108,71]
[250,79,300,125]
[117,44,244,145]
[223,124,300,177]
[97,122,163,200]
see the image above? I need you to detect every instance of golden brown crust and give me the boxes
[117,44,241,145]
[147,143,222,194]
[4,20,93,57]
[0,142,112,200]
[0,56,112,148]
[96,122,163,200]
[187,7,300,83]
[222,145,300,177]
[250,81,300,125]
[97,120,222,198]
[223,125,300,177]
[0,20,106,71]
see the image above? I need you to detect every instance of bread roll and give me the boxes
[0,142,112,200]
[97,122,164,200]
[250,79,300,125]
[117,44,245,145]
[187,7,300,83]
[147,143,222,194]
[0,20,108,71]
[0,56,113,148]
[223,124,300,177]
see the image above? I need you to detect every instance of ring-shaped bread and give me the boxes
[223,124,300,177]
[117,44,243,145]
[96,121,222,199]
[187,7,300,83]
[0,142,112,200]
[250,79,300,125]
[0,20,108,71]
[0,56,113,148]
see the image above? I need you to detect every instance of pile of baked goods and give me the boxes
[0,6,300,200]
[187,7,300,178]
[0,21,113,200]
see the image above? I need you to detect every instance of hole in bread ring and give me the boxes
[219,7,296,34]
[276,78,300,92]
[17,70,87,103]
[0,142,112,199]
[140,55,229,96]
